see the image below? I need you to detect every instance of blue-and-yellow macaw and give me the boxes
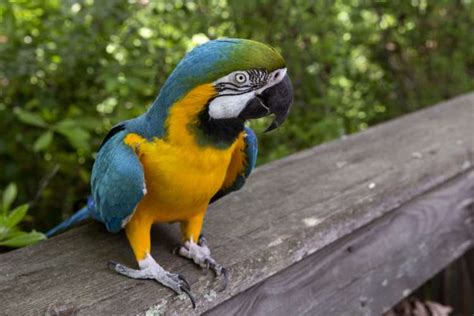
[46,38,293,307]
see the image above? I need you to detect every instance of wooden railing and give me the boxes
[1,93,473,315]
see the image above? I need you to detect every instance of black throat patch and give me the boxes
[194,108,245,149]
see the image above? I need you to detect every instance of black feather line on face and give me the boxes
[216,82,253,91]
[216,69,270,95]
[249,69,269,85]
[218,82,253,89]
[219,89,256,96]
[219,81,266,95]
[248,69,257,82]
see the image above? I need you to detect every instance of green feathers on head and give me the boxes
[215,39,285,77]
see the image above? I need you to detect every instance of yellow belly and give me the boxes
[125,134,236,222]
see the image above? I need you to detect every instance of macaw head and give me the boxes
[149,38,293,144]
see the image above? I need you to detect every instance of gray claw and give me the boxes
[171,245,181,255]
[107,260,196,308]
[108,261,119,271]
[219,267,228,291]
[205,259,228,291]
[178,238,229,291]
[178,273,191,291]
[180,285,196,309]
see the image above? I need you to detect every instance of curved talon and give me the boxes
[178,274,191,291]
[180,285,196,309]
[108,259,196,309]
[177,240,228,291]
[205,260,228,291]
[107,261,119,271]
[219,267,228,291]
[207,260,220,276]
[171,245,181,255]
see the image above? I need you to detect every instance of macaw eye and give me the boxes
[233,72,247,84]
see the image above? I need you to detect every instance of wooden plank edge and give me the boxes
[205,170,474,316]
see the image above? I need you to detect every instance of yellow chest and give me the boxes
[144,140,235,204]
[125,133,237,221]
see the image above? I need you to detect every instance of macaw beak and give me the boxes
[238,74,294,132]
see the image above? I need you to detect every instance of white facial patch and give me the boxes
[208,68,287,119]
[208,92,255,120]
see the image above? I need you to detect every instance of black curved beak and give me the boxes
[238,74,294,132]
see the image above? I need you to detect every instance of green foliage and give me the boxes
[0,183,46,248]
[0,0,473,231]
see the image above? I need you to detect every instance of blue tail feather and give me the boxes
[46,205,91,238]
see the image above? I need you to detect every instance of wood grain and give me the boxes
[206,171,474,316]
[0,93,473,315]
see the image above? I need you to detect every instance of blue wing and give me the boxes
[90,127,145,233]
[210,126,258,203]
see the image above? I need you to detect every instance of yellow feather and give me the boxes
[222,135,246,190]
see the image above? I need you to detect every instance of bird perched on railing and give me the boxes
[46,38,293,308]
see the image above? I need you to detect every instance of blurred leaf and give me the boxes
[15,110,48,128]
[54,120,91,151]
[0,183,44,248]
[0,223,10,240]
[2,183,17,214]
[75,117,103,130]
[6,204,29,228]
[56,127,91,151]
[0,231,46,247]
[54,119,78,130]
[33,131,54,152]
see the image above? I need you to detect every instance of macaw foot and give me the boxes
[108,254,195,309]
[177,235,228,291]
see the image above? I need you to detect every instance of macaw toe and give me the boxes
[107,260,195,309]
[177,236,228,291]
[204,259,228,291]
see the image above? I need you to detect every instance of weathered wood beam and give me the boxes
[0,93,473,315]
[206,171,474,315]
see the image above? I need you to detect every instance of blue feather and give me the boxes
[46,204,91,237]
[90,129,145,233]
